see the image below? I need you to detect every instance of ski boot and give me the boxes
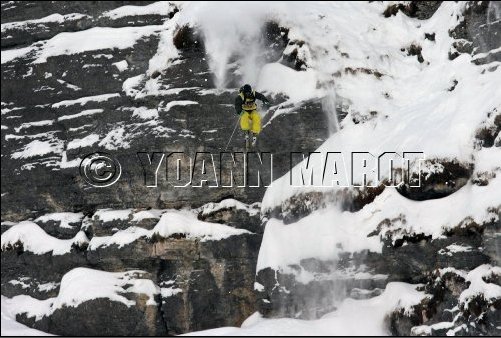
[251,133,257,148]
[245,132,251,151]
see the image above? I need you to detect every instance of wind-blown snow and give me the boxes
[177,1,283,88]
[257,63,318,103]
[185,282,427,336]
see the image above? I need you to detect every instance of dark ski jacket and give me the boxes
[234,90,269,115]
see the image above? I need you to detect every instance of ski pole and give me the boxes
[223,115,241,152]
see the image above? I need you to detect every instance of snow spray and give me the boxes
[179,2,278,89]
[321,85,341,135]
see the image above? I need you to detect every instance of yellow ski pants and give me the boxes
[240,110,261,134]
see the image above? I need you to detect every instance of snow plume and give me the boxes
[321,86,340,135]
[179,2,283,89]
[487,2,501,28]
[470,1,501,57]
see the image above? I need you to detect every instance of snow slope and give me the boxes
[241,1,501,273]
[1,296,53,336]
[258,174,500,272]
[260,1,500,208]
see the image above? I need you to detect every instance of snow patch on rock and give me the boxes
[1,222,88,255]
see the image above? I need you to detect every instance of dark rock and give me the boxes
[1,250,88,298]
[281,40,308,71]
[448,79,458,92]
[265,185,385,224]
[33,220,82,240]
[388,305,425,336]
[84,231,261,334]
[197,201,262,234]
[383,1,442,20]
[1,275,60,299]
[344,67,384,78]
[263,21,290,63]
[450,1,501,64]
[173,25,204,51]
[424,32,436,41]
[397,159,473,201]
[475,111,500,148]
[388,266,501,336]
[18,296,167,336]
[406,44,425,63]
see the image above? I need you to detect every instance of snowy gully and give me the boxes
[79,151,425,188]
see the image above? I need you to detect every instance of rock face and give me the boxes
[389,265,501,336]
[1,2,334,335]
[1,205,262,335]
[1,1,334,221]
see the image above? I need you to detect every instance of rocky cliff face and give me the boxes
[1,1,500,336]
[1,1,335,335]
[1,1,336,221]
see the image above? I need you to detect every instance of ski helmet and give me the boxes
[242,84,252,94]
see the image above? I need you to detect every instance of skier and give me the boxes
[234,84,270,149]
